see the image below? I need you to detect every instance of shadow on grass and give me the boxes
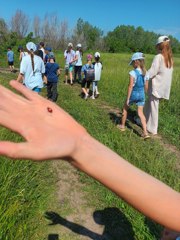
[109,108,142,137]
[144,217,162,239]
[48,234,59,240]
[45,207,135,240]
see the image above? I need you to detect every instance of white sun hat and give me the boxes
[68,42,73,47]
[26,42,37,52]
[129,52,144,65]
[94,52,100,58]
[156,35,170,45]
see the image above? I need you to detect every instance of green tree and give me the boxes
[74,18,103,50]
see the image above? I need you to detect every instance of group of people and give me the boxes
[15,41,102,103]
[118,35,173,139]
[64,42,103,100]
[15,41,60,102]
[1,35,179,239]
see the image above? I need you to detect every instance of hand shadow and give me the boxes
[45,207,134,240]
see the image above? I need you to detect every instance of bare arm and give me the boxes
[144,79,148,93]
[16,73,24,83]
[0,80,179,233]
[126,75,134,105]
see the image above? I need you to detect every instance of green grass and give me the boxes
[0,74,56,240]
[0,52,179,239]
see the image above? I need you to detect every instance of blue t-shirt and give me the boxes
[45,62,60,82]
[7,50,14,62]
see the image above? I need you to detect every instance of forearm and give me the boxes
[127,85,133,101]
[71,134,180,231]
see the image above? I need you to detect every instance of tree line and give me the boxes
[0,10,180,54]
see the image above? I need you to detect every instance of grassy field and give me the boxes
[0,52,179,239]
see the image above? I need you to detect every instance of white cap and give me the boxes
[94,52,100,58]
[26,42,37,52]
[129,52,144,65]
[156,35,170,45]
[68,42,73,47]
[77,43,82,48]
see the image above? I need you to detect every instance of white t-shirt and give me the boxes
[94,62,102,81]
[75,50,82,66]
[20,55,45,90]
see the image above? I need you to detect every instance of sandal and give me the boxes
[117,125,126,132]
[141,133,150,140]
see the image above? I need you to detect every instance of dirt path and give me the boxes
[43,98,180,240]
[45,161,105,240]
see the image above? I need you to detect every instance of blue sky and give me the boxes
[0,0,179,40]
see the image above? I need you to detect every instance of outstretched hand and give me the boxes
[0,80,87,160]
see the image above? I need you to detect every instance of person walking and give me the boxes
[91,52,103,99]
[118,52,150,139]
[144,35,173,135]
[17,46,28,62]
[45,53,60,102]
[74,43,83,83]
[7,47,14,72]
[16,42,45,93]
[64,43,76,85]
[81,54,95,100]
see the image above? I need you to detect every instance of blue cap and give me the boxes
[129,52,144,65]
[45,46,52,51]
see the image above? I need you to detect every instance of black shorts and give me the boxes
[81,78,91,88]
[8,61,14,66]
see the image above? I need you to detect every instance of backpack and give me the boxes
[85,64,95,82]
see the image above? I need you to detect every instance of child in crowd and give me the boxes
[74,43,83,83]
[16,42,45,93]
[45,53,60,102]
[44,46,55,64]
[91,52,103,99]
[64,43,76,85]
[39,41,46,61]
[17,46,28,62]
[118,52,150,139]
[7,47,14,72]
[81,54,95,100]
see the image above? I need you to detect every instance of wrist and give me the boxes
[70,132,93,166]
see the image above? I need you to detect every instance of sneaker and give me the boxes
[83,94,89,100]
[90,95,95,100]
[117,125,126,132]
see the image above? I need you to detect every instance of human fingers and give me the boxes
[0,142,30,160]
[0,82,28,105]
[9,80,39,101]
[0,141,54,161]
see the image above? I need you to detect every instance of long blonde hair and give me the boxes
[157,41,173,68]
[136,58,147,76]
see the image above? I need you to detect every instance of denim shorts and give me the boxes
[33,87,41,93]
[129,90,145,106]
